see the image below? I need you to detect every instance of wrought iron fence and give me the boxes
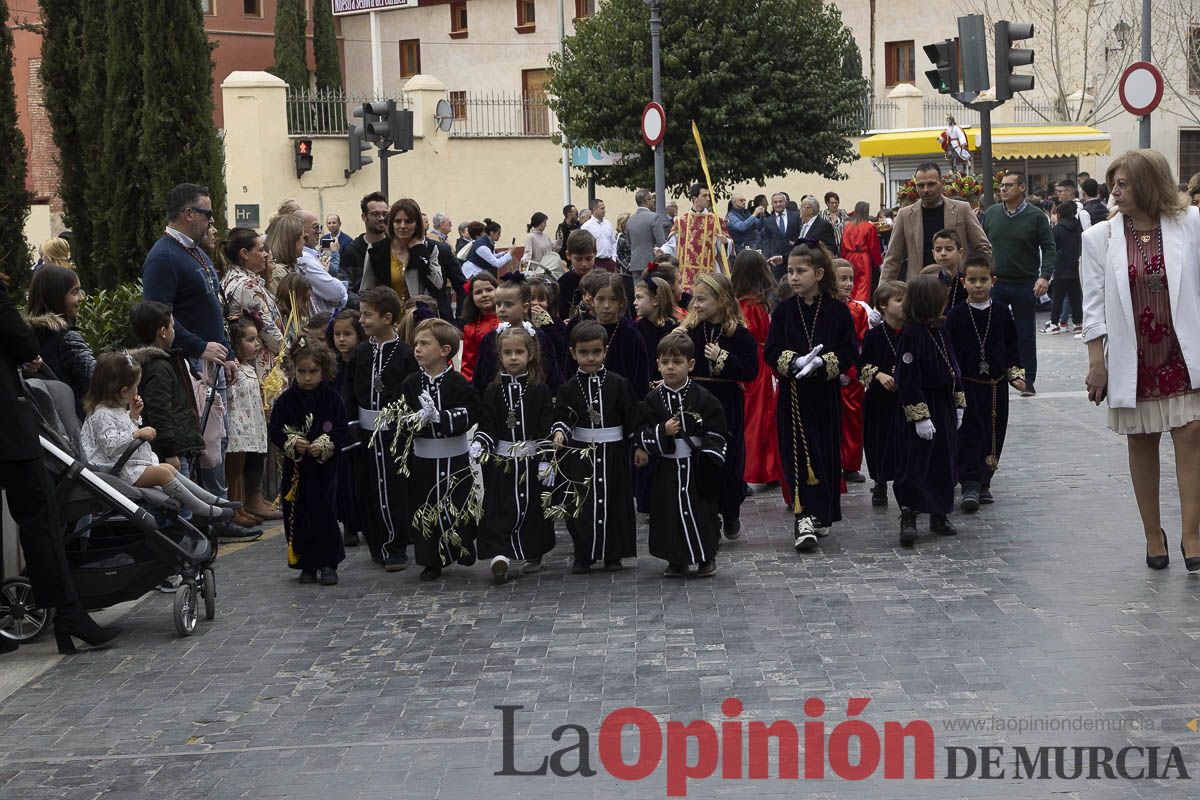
[285,88,411,136]
[446,91,558,138]
[835,97,898,134]
[923,99,980,128]
[1012,101,1068,124]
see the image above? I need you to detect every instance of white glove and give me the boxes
[956,408,964,429]
[914,418,935,440]
[797,356,822,379]
[838,373,851,387]
[866,307,883,328]
[469,441,483,461]
[537,461,556,487]
[417,391,438,425]
[788,344,824,378]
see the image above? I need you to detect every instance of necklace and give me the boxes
[658,378,692,421]
[967,304,993,376]
[795,295,822,351]
[584,368,607,425]
[370,337,399,394]
[502,375,527,430]
[882,325,899,361]
[1127,217,1165,294]
[928,327,958,385]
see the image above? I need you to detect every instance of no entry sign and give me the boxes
[642,102,666,148]
[1119,61,1164,117]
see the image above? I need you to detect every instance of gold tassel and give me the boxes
[807,463,819,485]
[284,472,300,502]
[286,537,298,568]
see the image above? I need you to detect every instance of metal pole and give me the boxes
[378,149,390,199]
[1140,0,1151,148]
[370,11,384,98]
[649,0,666,217]
[980,107,994,207]
[559,0,571,206]
[587,168,596,208]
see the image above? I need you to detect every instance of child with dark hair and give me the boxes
[730,249,782,487]
[326,308,366,548]
[833,258,870,485]
[471,274,564,390]
[224,316,270,528]
[472,325,556,582]
[552,321,645,573]
[858,281,906,506]
[946,256,1025,511]
[460,273,499,381]
[649,261,690,319]
[633,273,678,380]
[1049,201,1084,335]
[402,318,479,582]
[529,277,569,375]
[268,336,348,584]
[26,264,94,420]
[764,242,859,552]
[930,228,967,310]
[343,287,418,569]
[128,300,205,477]
[636,330,729,577]
[558,229,597,320]
[575,272,649,397]
[892,274,966,546]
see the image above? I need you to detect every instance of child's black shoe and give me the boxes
[298,570,317,584]
[663,563,686,578]
[604,559,623,572]
[899,509,918,546]
[419,567,441,581]
[871,482,888,507]
[571,560,591,574]
[318,568,339,585]
[930,514,957,536]
[696,559,717,577]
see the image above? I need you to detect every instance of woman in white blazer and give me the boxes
[1081,149,1200,572]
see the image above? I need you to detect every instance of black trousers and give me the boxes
[1051,277,1082,327]
[0,459,77,609]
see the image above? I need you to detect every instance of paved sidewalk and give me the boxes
[2,330,1199,799]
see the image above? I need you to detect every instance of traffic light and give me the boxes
[357,100,396,147]
[294,138,313,178]
[391,109,415,153]
[995,20,1034,101]
[346,124,373,176]
[924,39,959,95]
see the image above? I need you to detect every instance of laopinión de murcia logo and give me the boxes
[495,698,1190,796]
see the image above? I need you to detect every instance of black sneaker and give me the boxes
[216,523,262,544]
[298,570,317,584]
[843,470,866,484]
[979,488,994,504]
[960,486,980,513]
[604,559,624,572]
[871,482,888,507]
[793,516,818,552]
[723,517,742,540]
[419,566,441,582]
[696,559,717,577]
[663,563,687,578]
[317,567,339,585]
[384,553,408,572]
[930,514,957,536]
[899,509,918,546]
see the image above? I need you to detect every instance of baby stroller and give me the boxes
[0,375,218,642]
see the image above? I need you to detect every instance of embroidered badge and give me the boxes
[901,352,914,364]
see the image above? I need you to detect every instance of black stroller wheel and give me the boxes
[173,580,198,637]
[0,578,51,643]
[201,568,216,621]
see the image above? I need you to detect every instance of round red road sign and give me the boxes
[642,102,665,148]
[1119,61,1164,117]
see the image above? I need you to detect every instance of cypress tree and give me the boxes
[139,0,226,240]
[77,0,109,283]
[312,0,342,91]
[37,0,89,277]
[272,0,309,91]
[98,0,150,287]
[0,0,30,288]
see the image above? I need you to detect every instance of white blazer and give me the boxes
[1080,207,1200,409]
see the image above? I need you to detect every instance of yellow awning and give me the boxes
[859,125,1111,159]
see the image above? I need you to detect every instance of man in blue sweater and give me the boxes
[142,183,260,543]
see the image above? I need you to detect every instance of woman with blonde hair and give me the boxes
[1082,148,1200,572]
[39,237,72,269]
[265,213,305,292]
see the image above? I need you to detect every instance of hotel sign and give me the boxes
[332,0,412,15]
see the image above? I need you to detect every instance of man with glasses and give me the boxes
[142,183,261,543]
[983,172,1057,397]
[881,162,990,282]
[340,192,389,307]
[295,208,348,314]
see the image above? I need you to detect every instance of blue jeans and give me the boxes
[991,278,1038,386]
[189,359,229,502]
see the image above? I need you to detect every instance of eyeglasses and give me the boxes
[999,182,1020,189]
[190,206,214,220]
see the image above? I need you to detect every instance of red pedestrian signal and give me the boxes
[294,138,314,177]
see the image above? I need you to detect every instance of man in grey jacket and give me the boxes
[626,188,666,277]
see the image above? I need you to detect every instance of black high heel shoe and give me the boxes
[1147,529,1169,570]
[1181,537,1200,573]
[53,602,121,654]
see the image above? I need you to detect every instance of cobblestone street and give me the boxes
[3,329,1200,799]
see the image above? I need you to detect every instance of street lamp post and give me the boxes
[647,0,666,217]
[1140,0,1151,148]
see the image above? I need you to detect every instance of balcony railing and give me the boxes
[446,91,558,138]
[285,88,411,136]
[924,97,1069,128]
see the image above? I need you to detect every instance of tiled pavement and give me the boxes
[3,327,1200,799]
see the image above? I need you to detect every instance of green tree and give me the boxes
[96,0,151,287]
[37,0,89,276]
[139,0,226,250]
[272,0,309,91]
[312,0,342,91]
[77,0,109,280]
[547,0,868,194]
[0,0,30,287]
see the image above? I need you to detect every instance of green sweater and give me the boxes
[982,202,1057,281]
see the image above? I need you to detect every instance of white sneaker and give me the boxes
[1073,332,1083,340]
[490,555,510,584]
[1045,324,1064,335]
[1039,322,1056,334]
[793,516,818,552]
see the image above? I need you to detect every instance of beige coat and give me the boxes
[880,196,991,282]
